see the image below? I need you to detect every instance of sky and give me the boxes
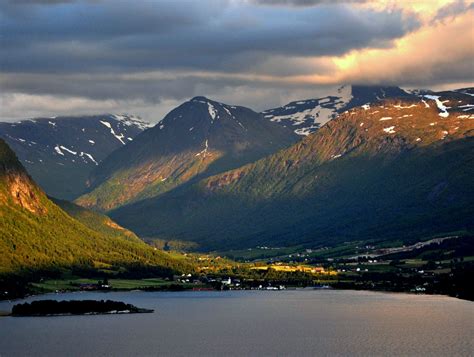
[0,0,473,123]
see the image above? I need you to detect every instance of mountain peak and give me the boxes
[191,96,210,102]
[76,98,298,211]
[350,84,411,100]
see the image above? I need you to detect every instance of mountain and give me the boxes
[76,97,299,211]
[262,85,414,136]
[0,139,187,275]
[108,89,474,250]
[0,114,151,200]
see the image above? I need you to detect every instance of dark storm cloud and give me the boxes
[0,69,322,105]
[0,0,419,75]
[251,0,368,6]
[0,0,426,121]
[7,0,75,4]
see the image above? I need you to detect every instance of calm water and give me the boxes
[0,290,472,356]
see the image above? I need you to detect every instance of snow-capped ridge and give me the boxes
[261,85,474,136]
[261,85,355,136]
[112,114,152,130]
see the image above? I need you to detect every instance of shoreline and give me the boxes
[1,286,470,305]
[2,309,154,317]
[5,299,154,317]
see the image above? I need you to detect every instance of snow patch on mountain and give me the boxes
[393,104,417,109]
[54,145,64,156]
[223,106,234,118]
[112,114,151,130]
[261,90,350,136]
[458,104,474,111]
[383,126,396,134]
[424,95,450,118]
[207,103,217,121]
[80,152,98,165]
[455,89,474,97]
[60,145,77,155]
[196,139,210,157]
[335,85,353,109]
[100,120,126,144]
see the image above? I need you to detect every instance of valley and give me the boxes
[1,85,473,302]
[2,2,473,355]
[4,232,473,301]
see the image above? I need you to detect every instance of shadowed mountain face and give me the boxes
[262,85,415,136]
[76,97,298,211]
[0,114,151,200]
[0,139,187,275]
[109,90,474,251]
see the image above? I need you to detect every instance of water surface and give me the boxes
[0,290,472,356]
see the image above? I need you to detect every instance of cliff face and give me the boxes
[6,172,44,214]
[0,139,46,214]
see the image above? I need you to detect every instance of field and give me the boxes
[32,278,198,293]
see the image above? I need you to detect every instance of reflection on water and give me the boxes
[0,290,472,356]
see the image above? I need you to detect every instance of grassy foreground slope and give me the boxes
[0,139,188,275]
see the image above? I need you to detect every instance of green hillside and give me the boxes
[109,97,474,250]
[51,198,143,243]
[0,139,189,275]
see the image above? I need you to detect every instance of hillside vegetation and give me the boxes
[0,139,189,276]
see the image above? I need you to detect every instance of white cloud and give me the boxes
[0,93,179,123]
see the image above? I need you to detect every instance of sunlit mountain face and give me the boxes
[75,97,298,211]
[107,89,474,250]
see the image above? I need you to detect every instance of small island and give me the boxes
[10,299,153,317]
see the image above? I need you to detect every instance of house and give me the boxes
[222,277,232,285]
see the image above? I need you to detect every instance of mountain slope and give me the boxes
[109,91,474,250]
[0,114,151,199]
[262,85,414,136]
[51,198,142,243]
[0,139,187,275]
[76,97,298,211]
